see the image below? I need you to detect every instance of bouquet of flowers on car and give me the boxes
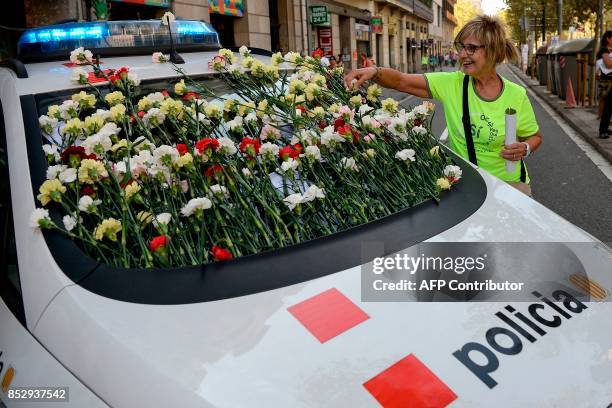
[31,45,462,268]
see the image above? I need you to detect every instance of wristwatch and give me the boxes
[521,142,531,158]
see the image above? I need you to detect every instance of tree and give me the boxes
[454,0,483,35]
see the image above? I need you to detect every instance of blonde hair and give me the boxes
[455,15,518,67]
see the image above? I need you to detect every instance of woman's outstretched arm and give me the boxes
[344,67,430,98]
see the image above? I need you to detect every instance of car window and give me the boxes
[0,101,26,325]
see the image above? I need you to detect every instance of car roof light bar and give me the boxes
[18,20,220,63]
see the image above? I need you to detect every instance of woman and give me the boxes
[345,15,542,196]
[597,31,612,139]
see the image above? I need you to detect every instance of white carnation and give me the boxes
[395,149,416,162]
[62,215,77,232]
[180,197,212,216]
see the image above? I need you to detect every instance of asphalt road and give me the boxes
[382,64,612,244]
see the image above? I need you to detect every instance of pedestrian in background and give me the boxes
[346,15,542,196]
[429,54,437,71]
[421,53,429,72]
[597,31,612,139]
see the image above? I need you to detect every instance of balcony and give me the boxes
[445,9,457,25]
[374,0,433,22]
[412,0,434,22]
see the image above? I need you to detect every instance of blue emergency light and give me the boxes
[18,20,220,62]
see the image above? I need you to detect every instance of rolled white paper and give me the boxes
[505,111,517,173]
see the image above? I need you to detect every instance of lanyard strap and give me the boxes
[461,75,526,183]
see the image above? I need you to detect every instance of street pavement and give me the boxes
[382,64,612,243]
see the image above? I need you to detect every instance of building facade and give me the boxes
[19,0,455,72]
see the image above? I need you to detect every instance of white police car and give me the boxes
[0,20,611,408]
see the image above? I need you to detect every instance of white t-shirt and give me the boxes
[597,52,612,75]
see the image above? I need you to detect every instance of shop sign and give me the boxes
[388,17,397,36]
[316,27,333,56]
[209,0,244,17]
[371,16,382,33]
[355,23,370,41]
[310,6,329,25]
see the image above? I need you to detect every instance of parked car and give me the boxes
[0,20,611,408]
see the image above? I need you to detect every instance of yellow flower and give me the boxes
[367,84,382,102]
[430,146,440,158]
[257,99,269,118]
[382,98,399,114]
[436,177,451,191]
[136,211,153,226]
[37,179,66,206]
[224,98,237,112]
[160,98,184,118]
[250,60,266,77]
[78,159,108,184]
[328,103,340,114]
[176,152,193,168]
[72,91,96,110]
[271,52,283,66]
[111,139,128,153]
[137,96,152,112]
[241,56,255,69]
[313,74,326,87]
[350,95,362,107]
[304,83,320,102]
[174,79,186,95]
[238,101,255,117]
[289,79,306,94]
[109,104,126,122]
[104,91,125,106]
[204,103,222,119]
[94,218,122,241]
[310,106,325,118]
[62,118,84,137]
[84,115,105,134]
[47,105,61,119]
[264,64,279,80]
[124,183,141,200]
[218,48,235,63]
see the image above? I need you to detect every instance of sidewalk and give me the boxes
[507,64,612,164]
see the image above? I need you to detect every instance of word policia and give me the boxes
[31,46,462,269]
[453,289,587,388]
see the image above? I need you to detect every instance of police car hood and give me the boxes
[32,173,612,407]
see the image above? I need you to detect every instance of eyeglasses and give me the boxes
[454,42,485,55]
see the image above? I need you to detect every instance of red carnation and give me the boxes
[352,129,360,144]
[318,120,328,129]
[279,143,303,160]
[195,138,220,154]
[337,123,352,135]
[211,245,233,261]
[296,105,307,114]
[137,110,146,118]
[204,165,224,178]
[414,119,423,126]
[81,186,96,197]
[333,118,345,130]
[183,92,200,102]
[176,143,188,156]
[239,137,261,157]
[149,235,169,252]
[311,48,324,59]
[60,146,87,165]
[161,90,170,97]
